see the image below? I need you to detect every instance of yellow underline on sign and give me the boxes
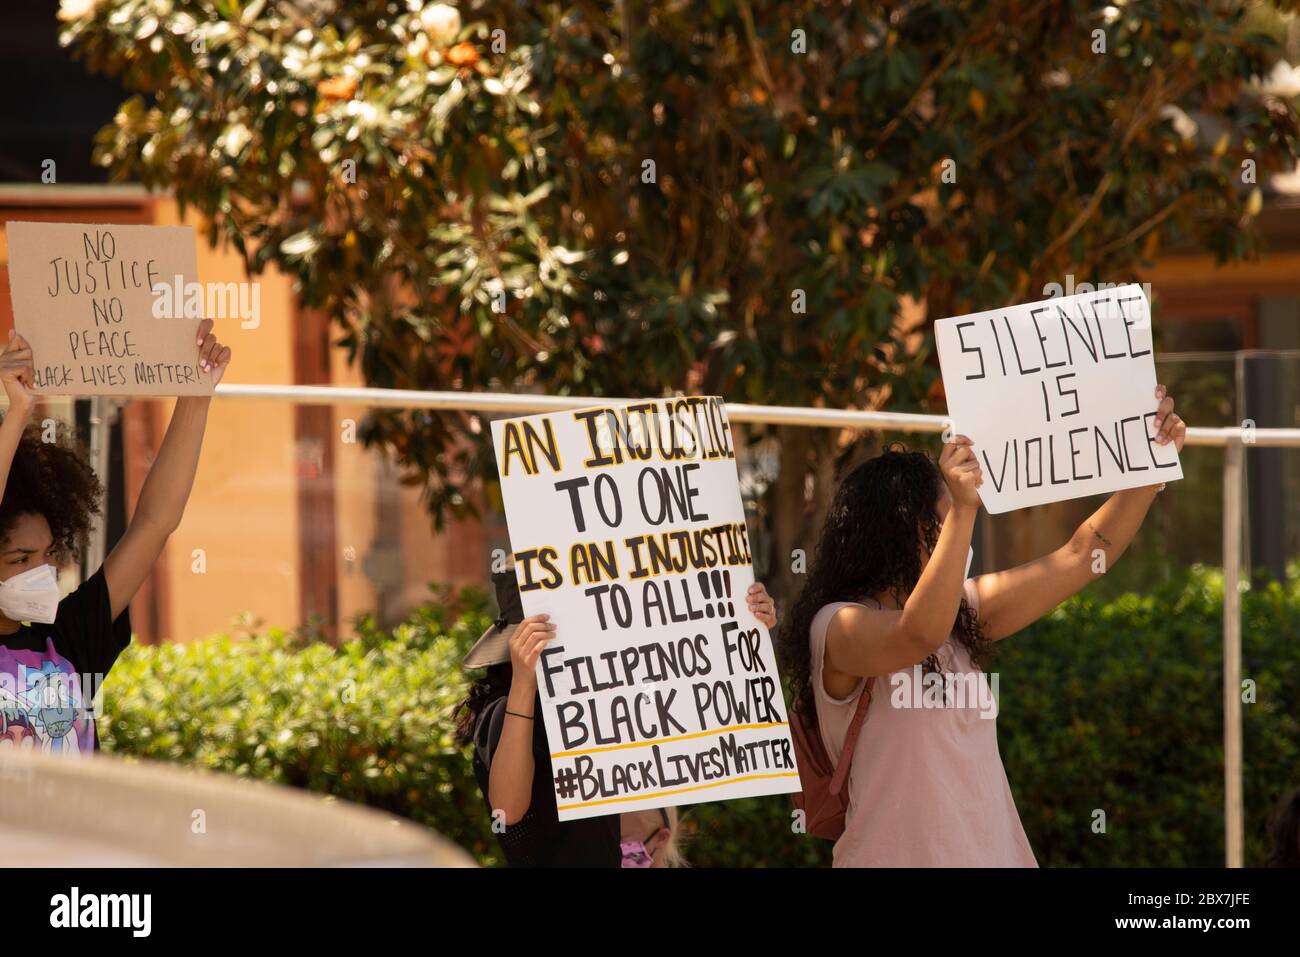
[548,721,789,758]
[557,772,801,811]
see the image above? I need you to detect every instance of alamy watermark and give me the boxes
[887,665,999,719]
[49,887,151,937]
[151,274,261,329]
[0,668,105,754]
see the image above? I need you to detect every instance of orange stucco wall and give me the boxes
[148,199,301,640]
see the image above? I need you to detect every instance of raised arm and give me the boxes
[488,614,555,824]
[973,385,1186,641]
[825,436,982,681]
[0,331,36,500]
[102,319,230,619]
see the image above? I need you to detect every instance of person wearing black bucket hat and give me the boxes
[453,566,779,867]
[453,568,620,866]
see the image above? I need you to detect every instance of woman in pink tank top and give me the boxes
[776,386,1187,867]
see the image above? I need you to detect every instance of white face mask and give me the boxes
[0,563,62,624]
[965,546,975,580]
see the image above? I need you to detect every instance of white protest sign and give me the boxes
[5,221,214,396]
[491,397,800,821]
[934,284,1182,513]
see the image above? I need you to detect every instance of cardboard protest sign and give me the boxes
[5,222,214,396]
[935,284,1182,513]
[491,397,800,821]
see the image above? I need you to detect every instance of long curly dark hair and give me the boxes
[777,444,993,725]
[0,421,103,562]
[453,662,513,748]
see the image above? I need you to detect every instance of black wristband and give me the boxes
[506,709,534,720]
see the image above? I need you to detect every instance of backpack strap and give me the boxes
[828,676,874,797]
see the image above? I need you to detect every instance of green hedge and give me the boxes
[100,586,507,866]
[996,568,1299,867]
[100,571,1299,867]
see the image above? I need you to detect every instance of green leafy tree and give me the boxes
[63,0,1299,596]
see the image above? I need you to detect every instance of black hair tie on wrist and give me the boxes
[506,709,533,720]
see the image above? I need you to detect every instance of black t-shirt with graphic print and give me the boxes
[0,569,132,754]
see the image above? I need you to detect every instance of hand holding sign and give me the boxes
[509,614,557,676]
[195,318,232,385]
[1151,384,1188,451]
[745,583,777,629]
[939,434,984,509]
[0,331,36,414]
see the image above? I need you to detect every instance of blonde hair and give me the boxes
[656,806,689,868]
[621,806,690,868]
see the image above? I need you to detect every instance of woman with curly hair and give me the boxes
[777,387,1186,867]
[0,322,231,755]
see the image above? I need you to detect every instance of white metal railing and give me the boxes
[134,384,1300,867]
[214,384,1300,446]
